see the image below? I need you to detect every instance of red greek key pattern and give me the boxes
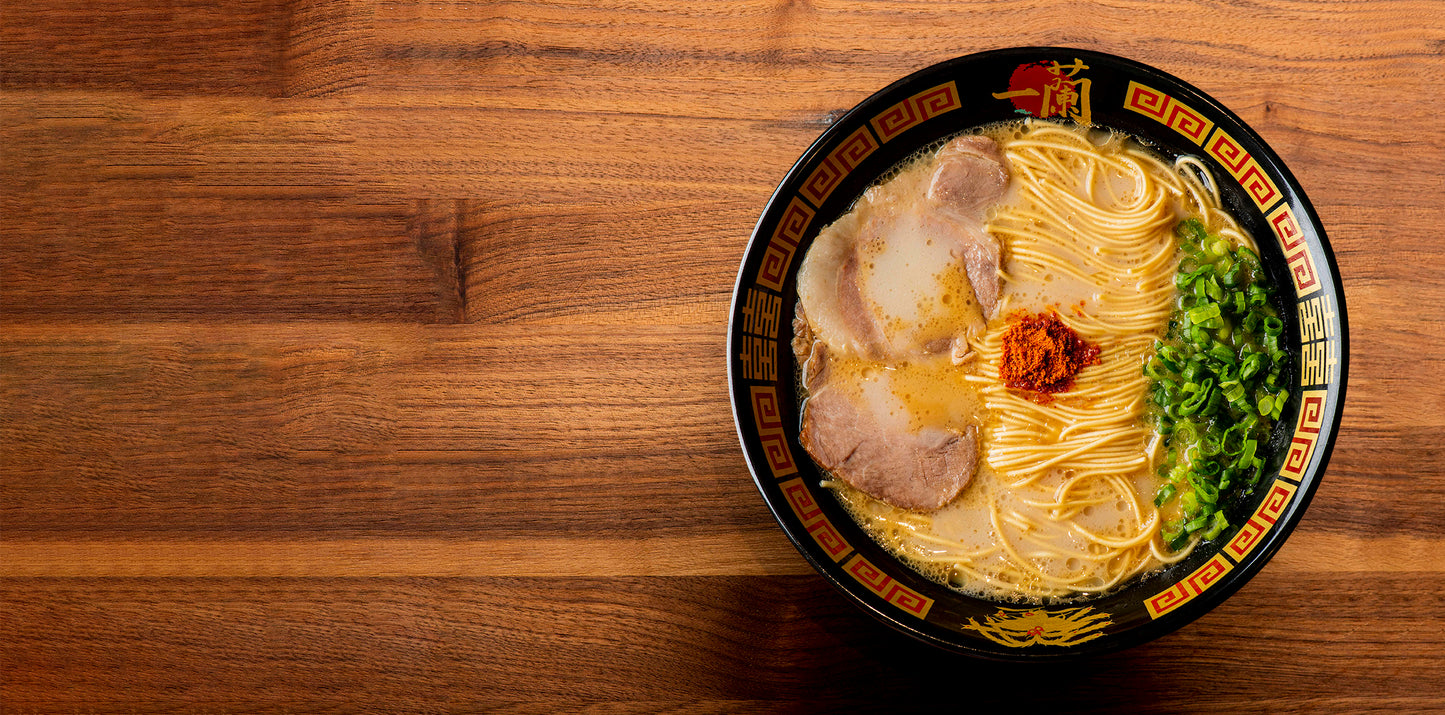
[1267,203,1321,296]
[779,477,853,562]
[749,386,797,477]
[757,432,795,476]
[870,81,961,143]
[1204,127,1251,174]
[1206,129,1283,212]
[1257,478,1301,523]
[843,554,934,618]
[1145,554,1234,619]
[1123,81,1170,120]
[755,197,815,292]
[1281,390,1327,482]
[1224,516,1270,563]
[801,126,879,206]
[780,477,823,522]
[1225,478,1299,562]
[1122,81,1215,145]
[749,385,784,431]
[808,518,851,561]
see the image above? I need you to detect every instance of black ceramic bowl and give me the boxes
[727,48,1346,659]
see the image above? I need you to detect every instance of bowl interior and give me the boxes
[729,48,1346,659]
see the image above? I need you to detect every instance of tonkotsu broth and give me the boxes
[796,119,1241,602]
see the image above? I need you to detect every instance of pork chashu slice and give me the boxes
[799,348,979,512]
[927,135,1008,320]
[794,135,1009,363]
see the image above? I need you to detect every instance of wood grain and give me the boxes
[2,575,1442,709]
[4,0,1445,710]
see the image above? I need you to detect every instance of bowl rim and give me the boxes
[728,46,1348,659]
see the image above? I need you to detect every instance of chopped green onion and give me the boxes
[1221,380,1246,403]
[1155,483,1177,507]
[1222,263,1243,287]
[1179,379,1213,416]
[1205,276,1225,301]
[1198,433,1222,457]
[1202,511,1230,539]
[1180,490,1199,517]
[1190,477,1219,508]
[1247,463,1264,485]
[1240,353,1265,381]
[1240,439,1257,468]
[1148,218,1288,553]
[1145,358,1174,380]
[1158,346,1183,371]
[1176,218,1208,244]
[1182,361,1204,383]
[1169,529,1193,551]
[1186,513,1211,533]
[1208,343,1237,365]
[1188,303,1222,326]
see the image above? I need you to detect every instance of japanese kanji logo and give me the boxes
[993,59,1093,124]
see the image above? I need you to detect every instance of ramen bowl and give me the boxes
[727,47,1346,659]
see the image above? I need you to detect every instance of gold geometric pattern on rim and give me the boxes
[1145,553,1234,619]
[1122,80,1215,145]
[961,606,1111,647]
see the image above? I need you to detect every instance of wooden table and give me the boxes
[3,1,1443,711]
